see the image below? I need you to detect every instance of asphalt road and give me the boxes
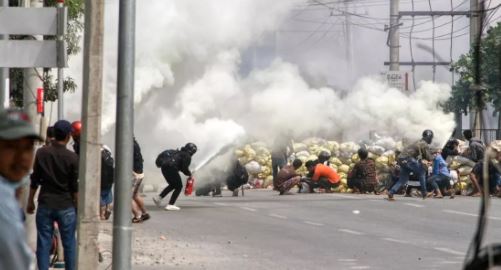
[129,189,501,270]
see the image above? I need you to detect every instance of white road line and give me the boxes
[335,194,360,199]
[213,202,229,206]
[381,237,410,244]
[439,261,462,264]
[338,259,358,262]
[404,203,424,208]
[240,207,257,212]
[338,229,365,235]
[268,213,287,219]
[443,209,477,217]
[434,247,465,256]
[303,221,324,226]
[443,209,501,221]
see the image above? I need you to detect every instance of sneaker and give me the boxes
[152,196,162,208]
[387,193,395,201]
[164,204,180,211]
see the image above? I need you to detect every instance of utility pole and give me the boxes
[389,0,399,71]
[0,0,8,108]
[470,0,485,139]
[20,0,44,252]
[112,0,136,267]
[56,0,64,119]
[391,8,474,139]
[23,0,42,125]
[344,0,353,80]
[76,0,104,268]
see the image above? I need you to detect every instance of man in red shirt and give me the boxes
[305,160,340,193]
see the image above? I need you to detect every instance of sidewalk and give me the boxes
[96,193,219,270]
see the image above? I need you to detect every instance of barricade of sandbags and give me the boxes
[233,137,403,192]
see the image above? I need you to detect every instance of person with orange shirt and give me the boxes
[304,160,340,193]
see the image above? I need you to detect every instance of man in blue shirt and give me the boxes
[428,148,453,198]
[0,109,42,269]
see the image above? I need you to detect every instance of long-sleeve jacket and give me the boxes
[399,139,432,162]
[176,151,192,176]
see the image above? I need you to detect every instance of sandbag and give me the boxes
[245,161,261,175]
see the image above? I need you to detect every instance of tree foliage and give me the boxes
[9,0,84,107]
[445,22,501,116]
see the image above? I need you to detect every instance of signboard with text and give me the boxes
[385,71,413,92]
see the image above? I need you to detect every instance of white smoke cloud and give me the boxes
[65,0,457,179]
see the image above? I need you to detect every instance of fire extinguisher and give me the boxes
[185,176,195,196]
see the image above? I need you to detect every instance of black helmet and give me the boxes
[422,129,434,144]
[183,142,197,155]
[357,147,368,159]
[318,151,331,163]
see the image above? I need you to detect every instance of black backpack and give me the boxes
[101,148,114,189]
[155,149,179,168]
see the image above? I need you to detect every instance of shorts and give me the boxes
[132,172,144,197]
[100,188,113,206]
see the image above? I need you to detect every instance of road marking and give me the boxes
[303,221,324,226]
[338,229,364,235]
[443,209,477,217]
[381,237,410,244]
[213,202,229,206]
[434,247,465,256]
[335,194,360,199]
[240,207,257,212]
[439,261,462,264]
[338,259,358,262]
[404,203,424,208]
[443,209,501,221]
[268,213,287,219]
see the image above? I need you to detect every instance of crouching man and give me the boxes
[275,159,302,195]
[347,148,378,194]
[304,160,340,193]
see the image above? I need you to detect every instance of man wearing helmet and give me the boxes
[70,121,82,154]
[387,129,434,201]
[317,151,331,166]
[153,143,197,211]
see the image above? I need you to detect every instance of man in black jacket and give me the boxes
[153,143,197,211]
[28,120,79,270]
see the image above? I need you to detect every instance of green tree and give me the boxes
[445,22,501,126]
[9,0,84,107]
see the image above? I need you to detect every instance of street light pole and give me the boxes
[0,0,8,108]
[112,0,136,268]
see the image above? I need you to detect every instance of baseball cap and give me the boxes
[0,109,42,141]
[53,120,73,138]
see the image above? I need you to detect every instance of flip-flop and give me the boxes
[132,217,142,223]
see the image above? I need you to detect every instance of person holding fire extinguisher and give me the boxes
[153,143,197,211]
